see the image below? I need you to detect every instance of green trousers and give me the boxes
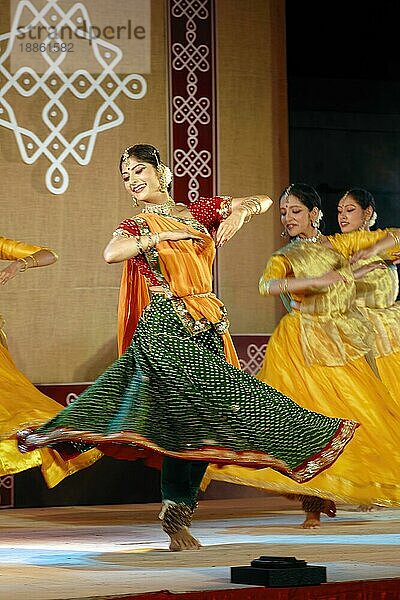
[161,457,208,506]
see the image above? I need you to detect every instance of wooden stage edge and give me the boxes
[0,498,399,600]
[65,579,400,600]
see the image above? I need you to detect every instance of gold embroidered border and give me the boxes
[20,418,358,484]
[292,419,359,481]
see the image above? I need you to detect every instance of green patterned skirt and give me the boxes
[19,294,357,483]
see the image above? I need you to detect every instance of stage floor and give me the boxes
[0,497,399,599]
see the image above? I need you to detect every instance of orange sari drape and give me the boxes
[116,213,239,367]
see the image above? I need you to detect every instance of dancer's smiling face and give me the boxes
[280,195,318,238]
[120,155,162,204]
[337,195,373,232]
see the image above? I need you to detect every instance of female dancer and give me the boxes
[204,183,400,528]
[338,188,400,399]
[0,236,100,486]
[18,147,357,551]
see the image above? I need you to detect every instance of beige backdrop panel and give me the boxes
[0,0,167,383]
[216,0,288,333]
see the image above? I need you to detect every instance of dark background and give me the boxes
[13,1,400,508]
[286,0,400,233]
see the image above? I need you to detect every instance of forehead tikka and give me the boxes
[121,146,134,163]
[281,183,294,201]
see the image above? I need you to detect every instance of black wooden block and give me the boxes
[230,556,327,587]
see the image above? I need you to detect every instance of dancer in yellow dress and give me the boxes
[337,188,400,400]
[204,183,400,526]
[0,235,100,487]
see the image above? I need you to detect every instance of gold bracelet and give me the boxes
[18,258,29,272]
[146,234,154,250]
[30,254,39,267]
[240,197,262,223]
[136,236,145,254]
[279,278,289,294]
[146,233,160,249]
[260,279,273,295]
[247,197,262,214]
[389,231,400,246]
[242,206,253,223]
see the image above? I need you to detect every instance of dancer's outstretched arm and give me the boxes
[216,195,273,247]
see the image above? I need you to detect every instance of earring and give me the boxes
[312,209,323,229]
[131,196,138,207]
[281,228,288,238]
[157,164,170,193]
[159,172,167,193]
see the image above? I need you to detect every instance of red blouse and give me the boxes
[113,196,232,285]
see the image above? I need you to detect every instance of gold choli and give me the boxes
[327,229,400,359]
[261,240,373,366]
[352,257,400,357]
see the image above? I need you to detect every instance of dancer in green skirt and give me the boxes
[18,144,358,551]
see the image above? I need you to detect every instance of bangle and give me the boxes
[31,255,39,267]
[279,278,289,294]
[18,258,29,272]
[148,233,160,248]
[248,197,262,214]
[241,206,253,223]
[240,197,263,223]
[259,278,273,295]
[389,231,400,246]
[136,236,145,254]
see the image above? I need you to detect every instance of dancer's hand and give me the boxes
[352,261,387,279]
[350,246,377,263]
[314,270,347,288]
[162,228,205,247]
[0,261,22,286]
[392,252,400,265]
[216,210,247,247]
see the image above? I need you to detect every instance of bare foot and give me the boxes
[357,504,374,512]
[301,511,321,529]
[301,500,336,529]
[168,526,202,551]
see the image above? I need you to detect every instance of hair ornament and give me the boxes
[122,146,133,162]
[313,209,324,228]
[152,148,161,167]
[157,163,173,192]
[282,183,294,201]
[369,211,377,227]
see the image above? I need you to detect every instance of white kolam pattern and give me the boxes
[170,0,212,202]
[0,0,147,194]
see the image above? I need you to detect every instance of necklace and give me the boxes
[295,230,322,243]
[141,196,175,216]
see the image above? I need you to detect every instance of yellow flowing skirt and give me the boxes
[0,344,101,487]
[377,351,400,402]
[204,311,400,506]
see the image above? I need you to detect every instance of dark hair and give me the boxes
[279,183,322,211]
[342,188,376,211]
[119,143,161,173]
